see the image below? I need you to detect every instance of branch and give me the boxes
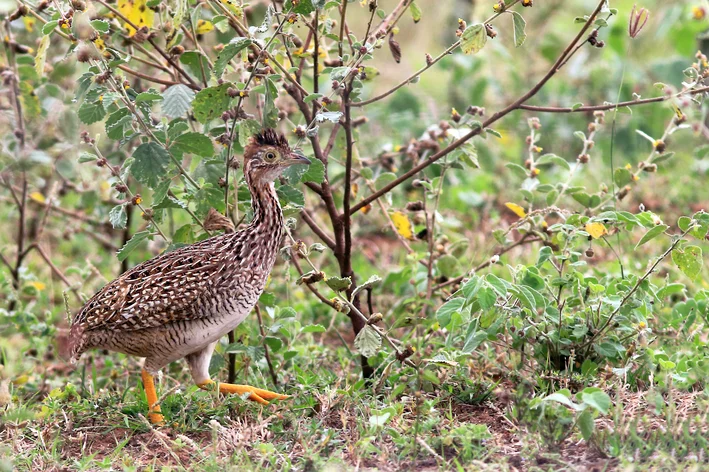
[95,0,200,90]
[581,226,693,348]
[352,0,521,107]
[519,85,709,113]
[349,0,607,215]
[433,235,542,293]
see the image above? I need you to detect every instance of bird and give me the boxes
[62,129,309,424]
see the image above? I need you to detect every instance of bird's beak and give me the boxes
[285,150,311,166]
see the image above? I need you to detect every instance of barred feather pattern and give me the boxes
[67,163,285,371]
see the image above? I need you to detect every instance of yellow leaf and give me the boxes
[23,16,35,33]
[12,374,29,385]
[195,19,214,34]
[28,281,46,291]
[391,211,414,240]
[35,34,50,78]
[505,202,527,218]
[29,191,45,203]
[220,0,243,16]
[118,0,154,36]
[585,222,608,239]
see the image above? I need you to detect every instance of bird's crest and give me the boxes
[253,128,288,148]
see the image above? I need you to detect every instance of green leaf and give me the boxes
[510,11,527,47]
[105,108,133,140]
[375,172,397,190]
[613,168,633,187]
[263,77,279,128]
[152,179,171,207]
[162,84,195,119]
[672,245,703,280]
[135,91,163,103]
[131,143,172,188]
[452,142,479,168]
[78,152,98,163]
[460,24,486,54]
[192,185,225,217]
[282,162,310,185]
[477,286,497,310]
[42,20,58,35]
[409,1,422,22]
[192,83,233,124]
[542,391,584,411]
[301,158,325,183]
[109,204,127,229]
[580,388,611,414]
[436,254,460,278]
[90,19,110,33]
[264,336,282,352]
[635,224,668,249]
[213,37,252,77]
[277,185,305,207]
[577,409,595,441]
[352,275,383,299]
[462,330,487,354]
[326,276,351,292]
[117,230,150,261]
[436,297,465,328]
[170,132,214,157]
[180,51,211,81]
[301,324,326,333]
[505,163,528,180]
[285,0,315,14]
[78,100,106,125]
[536,153,570,171]
[354,325,381,357]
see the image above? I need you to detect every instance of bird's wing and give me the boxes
[73,238,229,332]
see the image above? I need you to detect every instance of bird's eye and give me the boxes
[264,151,277,162]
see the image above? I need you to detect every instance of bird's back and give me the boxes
[66,227,275,361]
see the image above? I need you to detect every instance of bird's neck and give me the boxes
[248,180,283,231]
[242,179,284,266]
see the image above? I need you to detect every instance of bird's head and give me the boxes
[243,129,310,184]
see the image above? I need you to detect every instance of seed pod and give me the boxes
[485,24,497,39]
[299,271,325,285]
[406,201,424,212]
[368,313,383,325]
[170,45,185,56]
[585,248,594,258]
[115,183,128,194]
[388,34,401,64]
[141,208,154,220]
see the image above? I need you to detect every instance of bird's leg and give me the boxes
[141,369,164,425]
[187,342,289,406]
[197,380,289,405]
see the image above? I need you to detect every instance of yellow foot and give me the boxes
[141,369,165,425]
[148,411,165,425]
[198,380,289,405]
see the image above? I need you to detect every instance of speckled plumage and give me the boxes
[66,129,307,384]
